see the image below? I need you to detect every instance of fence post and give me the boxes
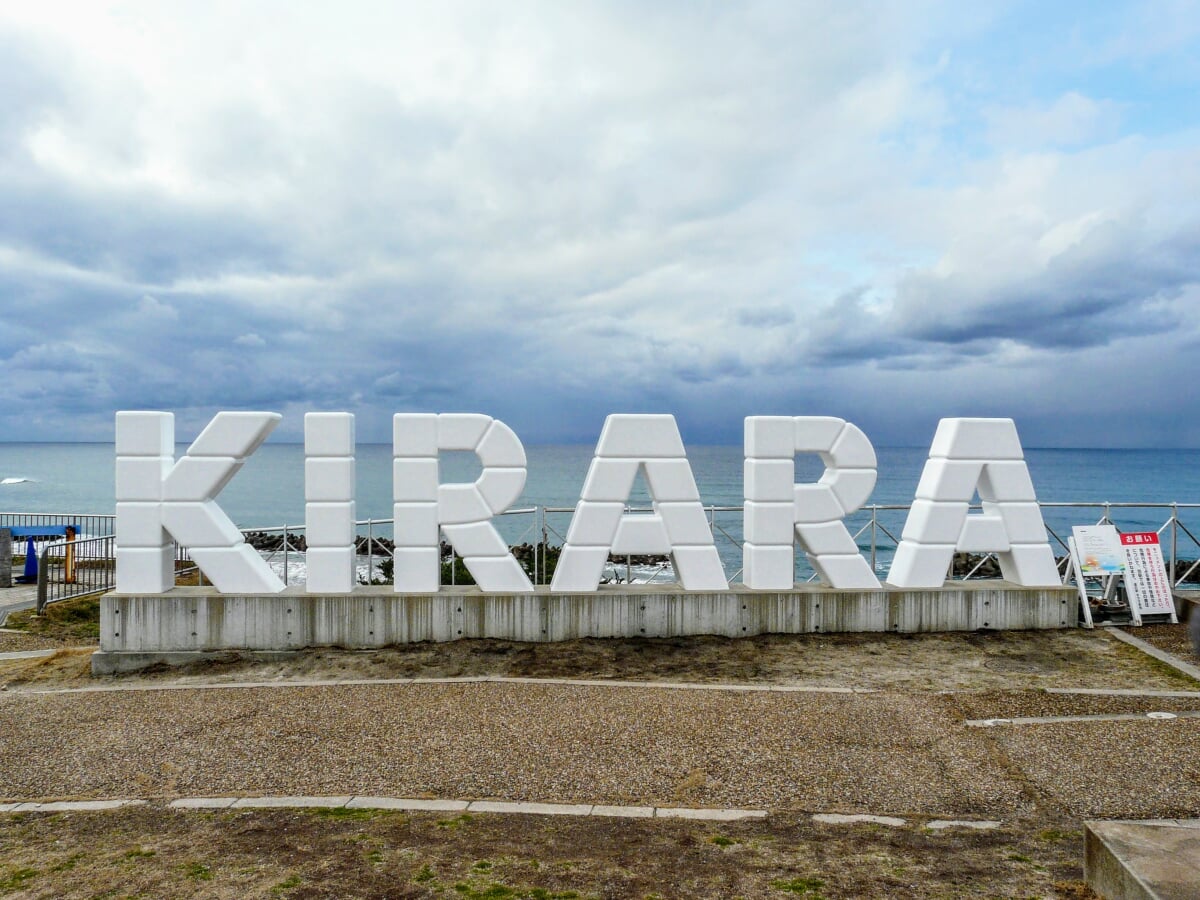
[36,544,49,614]
[1171,503,1178,587]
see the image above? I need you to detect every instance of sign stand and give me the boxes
[1068,526,1178,628]
[1119,531,1178,626]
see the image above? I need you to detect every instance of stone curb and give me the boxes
[0,796,1006,831]
[812,813,906,827]
[1106,627,1200,684]
[0,799,144,812]
[0,795,767,821]
[967,710,1200,727]
[23,675,879,697]
[0,649,57,661]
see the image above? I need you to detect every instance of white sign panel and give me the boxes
[1120,532,1175,618]
[1071,525,1125,577]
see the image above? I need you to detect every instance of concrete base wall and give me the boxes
[93,582,1077,674]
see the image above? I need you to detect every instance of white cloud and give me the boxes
[0,2,1198,446]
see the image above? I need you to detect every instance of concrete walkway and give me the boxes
[0,579,38,626]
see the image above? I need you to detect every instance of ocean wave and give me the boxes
[0,477,35,485]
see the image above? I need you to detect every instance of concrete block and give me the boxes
[914,459,985,502]
[162,501,244,548]
[793,483,844,524]
[745,459,795,502]
[188,544,284,593]
[438,413,492,451]
[305,547,356,593]
[392,547,440,592]
[744,501,796,545]
[824,467,876,514]
[115,411,174,456]
[477,467,526,514]
[392,458,439,502]
[462,555,533,592]
[828,422,876,468]
[982,501,1049,543]
[162,456,243,501]
[901,499,968,544]
[886,541,954,588]
[956,514,1010,553]
[116,502,167,548]
[998,543,1061,586]
[656,502,717,546]
[475,419,526,468]
[643,459,701,502]
[611,514,671,554]
[437,484,492,525]
[596,414,686,458]
[188,411,281,459]
[115,546,174,593]
[305,458,355,502]
[580,459,639,502]
[592,805,655,818]
[550,546,611,592]
[744,416,795,458]
[743,543,794,589]
[392,502,439,547]
[794,416,845,453]
[928,417,1024,460]
[392,413,439,458]
[304,412,355,457]
[796,520,859,555]
[672,545,729,590]
[305,501,356,547]
[977,461,1037,502]
[809,552,881,589]
[442,521,509,558]
[115,456,171,502]
[564,501,625,546]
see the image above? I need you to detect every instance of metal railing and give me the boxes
[228,502,1200,589]
[23,502,1200,610]
[0,512,114,538]
[35,534,115,613]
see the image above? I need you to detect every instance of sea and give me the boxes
[3,443,1199,582]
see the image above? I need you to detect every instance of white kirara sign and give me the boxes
[114,412,1061,595]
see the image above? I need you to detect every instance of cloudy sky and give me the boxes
[1,1,1198,448]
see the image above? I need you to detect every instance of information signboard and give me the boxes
[1120,532,1177,623]
[1071,525,1125,576]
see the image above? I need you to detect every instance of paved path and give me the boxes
[1,677,1198,821]
[0,567,38,625]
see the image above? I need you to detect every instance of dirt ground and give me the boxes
[0,805,1099,900]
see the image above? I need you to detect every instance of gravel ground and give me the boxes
[0,630,69,651]
[1126,620,1199,661]
[1,677,1198,823]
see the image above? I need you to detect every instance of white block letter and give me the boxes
[886,418,1059,588]
[115,411,285,593]
[392,413,533,593]
[551,415,726,592]
[742,416,881,590]
[305,412,356,593]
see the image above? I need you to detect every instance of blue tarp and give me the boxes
[6,526,80,538]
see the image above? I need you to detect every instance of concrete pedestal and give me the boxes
[93,581,1077,674]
